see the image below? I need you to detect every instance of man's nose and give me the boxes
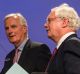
[44,23,48,28]
[7,28,13,34]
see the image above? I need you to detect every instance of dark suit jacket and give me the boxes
[1,39,51,74]
[46,34,80,74]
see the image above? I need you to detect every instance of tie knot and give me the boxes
[15,49,21,55]
[53,48,57,55]
[16,48,21,52]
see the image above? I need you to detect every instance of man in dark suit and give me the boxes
[44,3,80,74]
[1,13,51,74]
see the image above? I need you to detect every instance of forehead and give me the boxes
[47,11,56,19]
[5,16,20,23]
[4,17,21,27]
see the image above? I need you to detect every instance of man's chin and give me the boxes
[48,35,52,39]
[9,40,16,44]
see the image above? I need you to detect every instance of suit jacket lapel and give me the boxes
[18,39,31,64]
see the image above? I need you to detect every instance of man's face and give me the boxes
[44,11,63,40]
[5,17,27,45]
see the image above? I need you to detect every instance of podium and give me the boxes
[31,72,48,74]
[6,63,29,74]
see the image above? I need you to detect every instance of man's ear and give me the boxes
[62,18,69,28]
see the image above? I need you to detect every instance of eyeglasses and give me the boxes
[46,17,60,24]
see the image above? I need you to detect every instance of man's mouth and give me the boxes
[9,35,15,38]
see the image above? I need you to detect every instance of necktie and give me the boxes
[13,49,21,63]
[52,48,57,57]
[49,48,57,62]
[45,48,57,72]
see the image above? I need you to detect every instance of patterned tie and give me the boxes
[45,48,57,72]
[13,49,21,63]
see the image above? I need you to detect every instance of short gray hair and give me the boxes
[4,13,28,26]
[51,3,80,30]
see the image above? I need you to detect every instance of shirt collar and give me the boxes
[57,32,75,49]
[17,37,29,51]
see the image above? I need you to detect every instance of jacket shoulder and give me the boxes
[64,37,80,57]
[30,42,44,48]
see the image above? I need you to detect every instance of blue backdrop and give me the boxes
[0,0,80,72]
